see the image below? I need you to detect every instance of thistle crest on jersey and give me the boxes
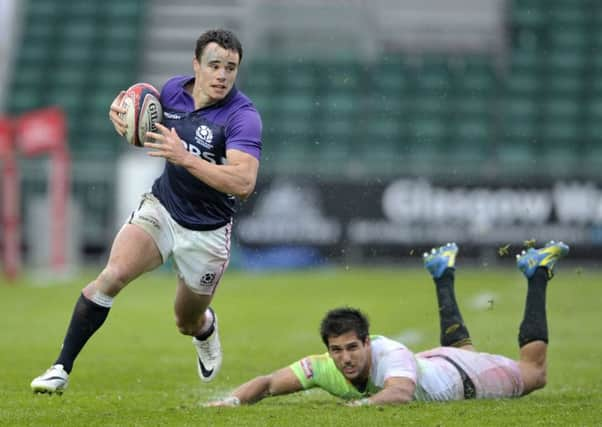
[195,125,214,147]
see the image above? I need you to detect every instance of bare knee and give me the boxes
[520,362,547,394]
[533,369,547,390]
[526,370,547,395]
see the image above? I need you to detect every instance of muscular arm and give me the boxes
[145,123,259,199]
[206,367,303,407]
[349,377,415,406]
[190,148,258,199]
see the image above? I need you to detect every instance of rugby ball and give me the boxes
[120,82,163,147]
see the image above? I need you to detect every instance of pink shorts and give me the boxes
[418,347,524,399]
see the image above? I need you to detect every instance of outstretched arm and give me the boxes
[347,377,415,406]
[206,367,303,407]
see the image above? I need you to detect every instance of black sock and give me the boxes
[519,267,549,347]
[55,293,111,373]
[434,268,472,347]
[195,320,215,341]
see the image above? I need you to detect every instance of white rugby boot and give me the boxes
[192,308,222,382]
[31,364,69,394]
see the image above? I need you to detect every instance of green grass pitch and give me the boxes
[1,264,601,426]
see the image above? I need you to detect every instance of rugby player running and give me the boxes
[31,29,262,393]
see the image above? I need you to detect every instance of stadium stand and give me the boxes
[4,0,602,265]
[5,0,601,179]
[6,0,146,157]
[3,0,147,259]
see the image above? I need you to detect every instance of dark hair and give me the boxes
[195,29,243,62]
[320,307,370,346]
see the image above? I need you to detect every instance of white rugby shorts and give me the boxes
[417,347,524,399]
[126,193,231,295]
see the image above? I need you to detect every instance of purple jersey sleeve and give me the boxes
[225,106,262,160]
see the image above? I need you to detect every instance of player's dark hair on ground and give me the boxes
[320,307,370,346]
[195,29,243,63]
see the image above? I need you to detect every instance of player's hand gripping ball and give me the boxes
[120,83,163,147]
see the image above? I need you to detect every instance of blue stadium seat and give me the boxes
[511,0,546,27]
[361,119,402,143]
[241,62,273,93]
[324,93,359,117]
[7,0,144,156]
[321,60,363,92]
[496,140,538,173]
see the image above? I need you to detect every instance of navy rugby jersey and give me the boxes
[151,75,262,230]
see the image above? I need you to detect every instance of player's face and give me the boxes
[327,331,371,383]
[193,42,240,103]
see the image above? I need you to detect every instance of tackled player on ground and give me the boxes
[207,241,569,406]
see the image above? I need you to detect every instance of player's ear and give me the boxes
[193,57,200,72]
[363,336,370,347]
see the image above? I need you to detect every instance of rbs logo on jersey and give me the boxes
[179,138,217,163]
[178,124,218,164]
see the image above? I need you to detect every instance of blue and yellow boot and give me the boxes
[516,241,569,279]
[423,243,458,279]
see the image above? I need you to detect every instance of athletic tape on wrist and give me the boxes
[222,396,241,406]
[349,398,371,406]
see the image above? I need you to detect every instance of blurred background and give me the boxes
[1,0,601,276]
